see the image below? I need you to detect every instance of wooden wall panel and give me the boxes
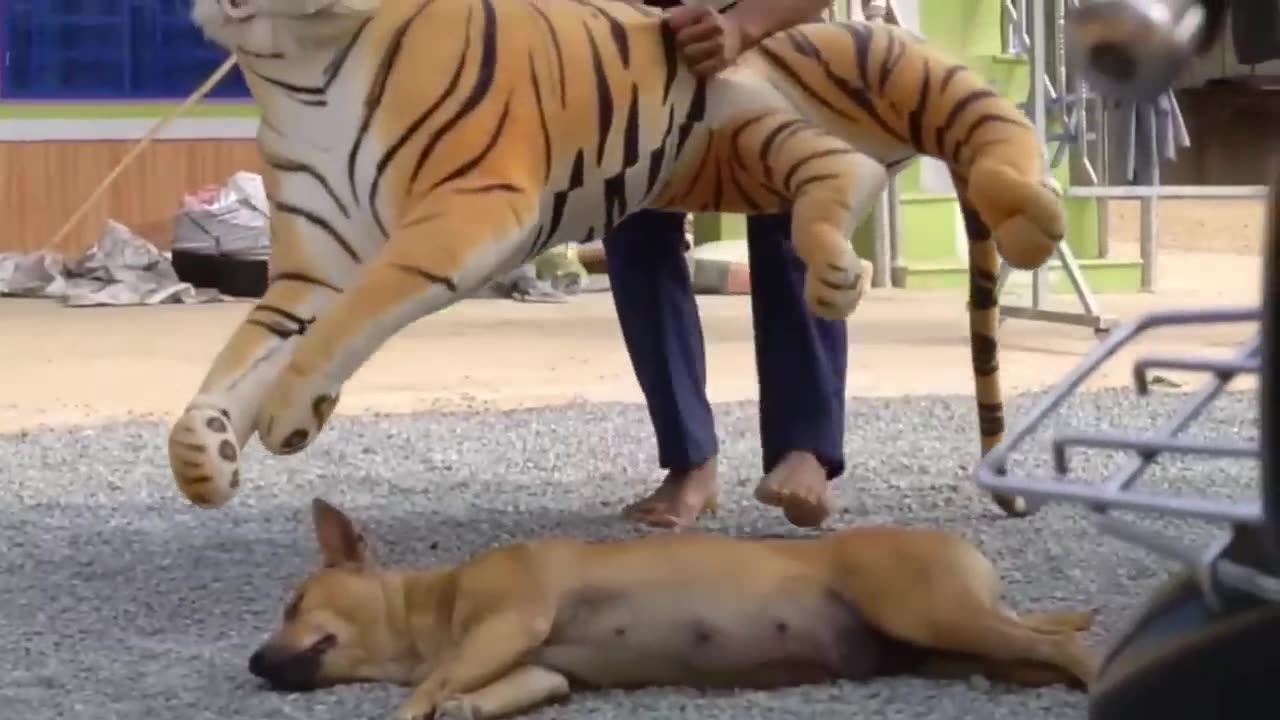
[1159,86,1280,186]
[0,139,266,256]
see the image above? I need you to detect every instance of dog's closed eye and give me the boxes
[309,633,338,654]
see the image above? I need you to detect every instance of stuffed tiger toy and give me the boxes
[172,0,1063,517]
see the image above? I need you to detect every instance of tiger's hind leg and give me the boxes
[650,111,886,320]
[167,217,355,508]
[255,190,538,455]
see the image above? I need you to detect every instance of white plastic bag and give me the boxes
[172,171,270,260]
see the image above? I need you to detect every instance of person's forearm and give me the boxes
[725,0,829,50]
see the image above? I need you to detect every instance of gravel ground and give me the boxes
[0,387,1260,720]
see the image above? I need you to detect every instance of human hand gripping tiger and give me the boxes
[171,0,1062,517]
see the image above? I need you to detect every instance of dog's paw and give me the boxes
[435,699,478,720]
[393,706,433,720]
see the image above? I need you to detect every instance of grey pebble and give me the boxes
[0,388,1258,719]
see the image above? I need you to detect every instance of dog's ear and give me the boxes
[311,497,373,568]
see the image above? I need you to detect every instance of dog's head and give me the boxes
[248,498,411,691]
[191,0,380,58]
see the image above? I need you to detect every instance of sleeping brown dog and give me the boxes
[248,499,1099,720]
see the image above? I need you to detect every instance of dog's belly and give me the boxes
[535,582,896,689]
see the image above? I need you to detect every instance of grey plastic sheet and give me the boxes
[0,220,221,307]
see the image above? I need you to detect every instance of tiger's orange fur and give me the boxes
[171,0,1063,517]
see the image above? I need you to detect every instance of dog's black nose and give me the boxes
[248,648,268,678]
[246,645,322,691]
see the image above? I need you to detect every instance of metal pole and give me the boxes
[871,190,891,288]
[887,178,904,287]
[1029,0,1051,307]
[1139,137,1160,292]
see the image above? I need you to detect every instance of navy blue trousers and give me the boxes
[603,210,848,480]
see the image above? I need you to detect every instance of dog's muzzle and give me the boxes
[248,634,335,691]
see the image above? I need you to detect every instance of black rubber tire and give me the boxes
[1088,572,1280,720]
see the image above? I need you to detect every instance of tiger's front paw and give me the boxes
[256,366,340,456]
[803,253,867,320]
[168,404,243,508]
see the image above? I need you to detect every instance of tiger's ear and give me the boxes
[311,497,376,568]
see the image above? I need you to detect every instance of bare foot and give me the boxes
[753,451,832,528]
[622,459,720,530]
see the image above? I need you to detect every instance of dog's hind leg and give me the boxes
[436,665,571,720]
[822,528,1100,688]
[913,654,1087,689]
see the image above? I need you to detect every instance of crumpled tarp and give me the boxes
[0,220,222,307]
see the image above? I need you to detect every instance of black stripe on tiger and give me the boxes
[877,30,906,92]
[322,17,372,82]
[238,47,284,61]
[242,17,369,109]
[273,200,361,263]
[755,45,850,128]
[268,272,343,294]
[585,21,616,166]
[659,18,678,103]
[432,93,513,192]
[368,2,478,237]
[758,118,805,187]
[960,203,1000,312]
[673,79,708,158]
[528,53,553,184]
[602,83,643,234]
[529,3,568,107]
[263,152,350,219]
[245,67,329,104]
[977,401,1005,437]
[408,0,500,186]
[950,112,1032,166]
[392,263,458,293]
[574,0,631,68]
[642,105,678,200]
[247,303,313,339]
[969,333,999,378]
[530,150,585,258]
[907,62,932,153]
[781,146,855,195]
[349,0,434,204]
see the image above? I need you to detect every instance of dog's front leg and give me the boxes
[435,665,571,720]
[396,612,554,720]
